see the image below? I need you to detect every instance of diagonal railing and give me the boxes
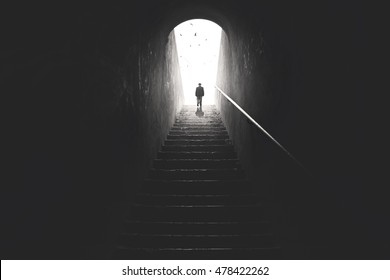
[215,85,311,176]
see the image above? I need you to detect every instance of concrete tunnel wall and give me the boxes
[213,0,376,258]
[2,3,184,258]
[2,0,382,259]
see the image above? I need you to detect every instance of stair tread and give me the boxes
[167,134,229,140]
[158,151,235,154]
[155,158,238,162]
[144,179,246,182]
[162,146,234,151]
[172,126,225,128]
[116,246,281,251]
[137,194,254,197]
[131,204,264,208]
[150,168,241,171]
[162,144,232,146]
[169,132,228,134]
[120,233,273,237]
[165,139,230,143]
[114,105,279,258]
[125,221,270,224]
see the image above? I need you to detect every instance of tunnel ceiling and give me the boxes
[158,4,231,38]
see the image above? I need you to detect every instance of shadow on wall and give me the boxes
[214,1,378,259]
[2,13,183,259]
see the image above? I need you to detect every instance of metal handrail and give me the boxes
[215,85,310,175]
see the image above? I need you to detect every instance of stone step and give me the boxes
[164,139,230,146]
[177,111,219,115]
[117,233,276,248]
[169,130,228,135]
[173,123,223,127]
[157,151,236,159]
[153,159,239,169]
[173,123,225,128]
[171,127,225,130]
[171,129,226,133]
[135,193,259,205]
[149,168,244,180]
[143,179,251,194]
[174,120,223,124]
[123,221,272,235]
[167,134,229,140]
[127,204,266,221]
[162,145,233,152]
[112,246,281,259]
[172,128,225,131]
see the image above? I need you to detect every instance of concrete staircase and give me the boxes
[113,105,280,259]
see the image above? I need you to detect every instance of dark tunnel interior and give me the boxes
[1,0,383,259]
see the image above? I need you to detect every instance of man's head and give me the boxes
[198,83,201,86]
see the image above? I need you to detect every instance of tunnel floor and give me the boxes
[112,105,280,259]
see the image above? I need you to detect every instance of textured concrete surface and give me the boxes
[2,0,381,260]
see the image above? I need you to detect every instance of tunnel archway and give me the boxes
[156,3,232,39]
[154,4,234,106]
[171,19,223,105]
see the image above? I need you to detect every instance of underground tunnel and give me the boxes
[1,0,381,260]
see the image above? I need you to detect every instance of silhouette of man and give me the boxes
[195,83,204,109]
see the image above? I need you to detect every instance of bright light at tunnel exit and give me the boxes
[174,19,222,105]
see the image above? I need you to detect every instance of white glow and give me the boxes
[174,19,222,105]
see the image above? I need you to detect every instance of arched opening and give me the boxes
[171,19,223,105]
